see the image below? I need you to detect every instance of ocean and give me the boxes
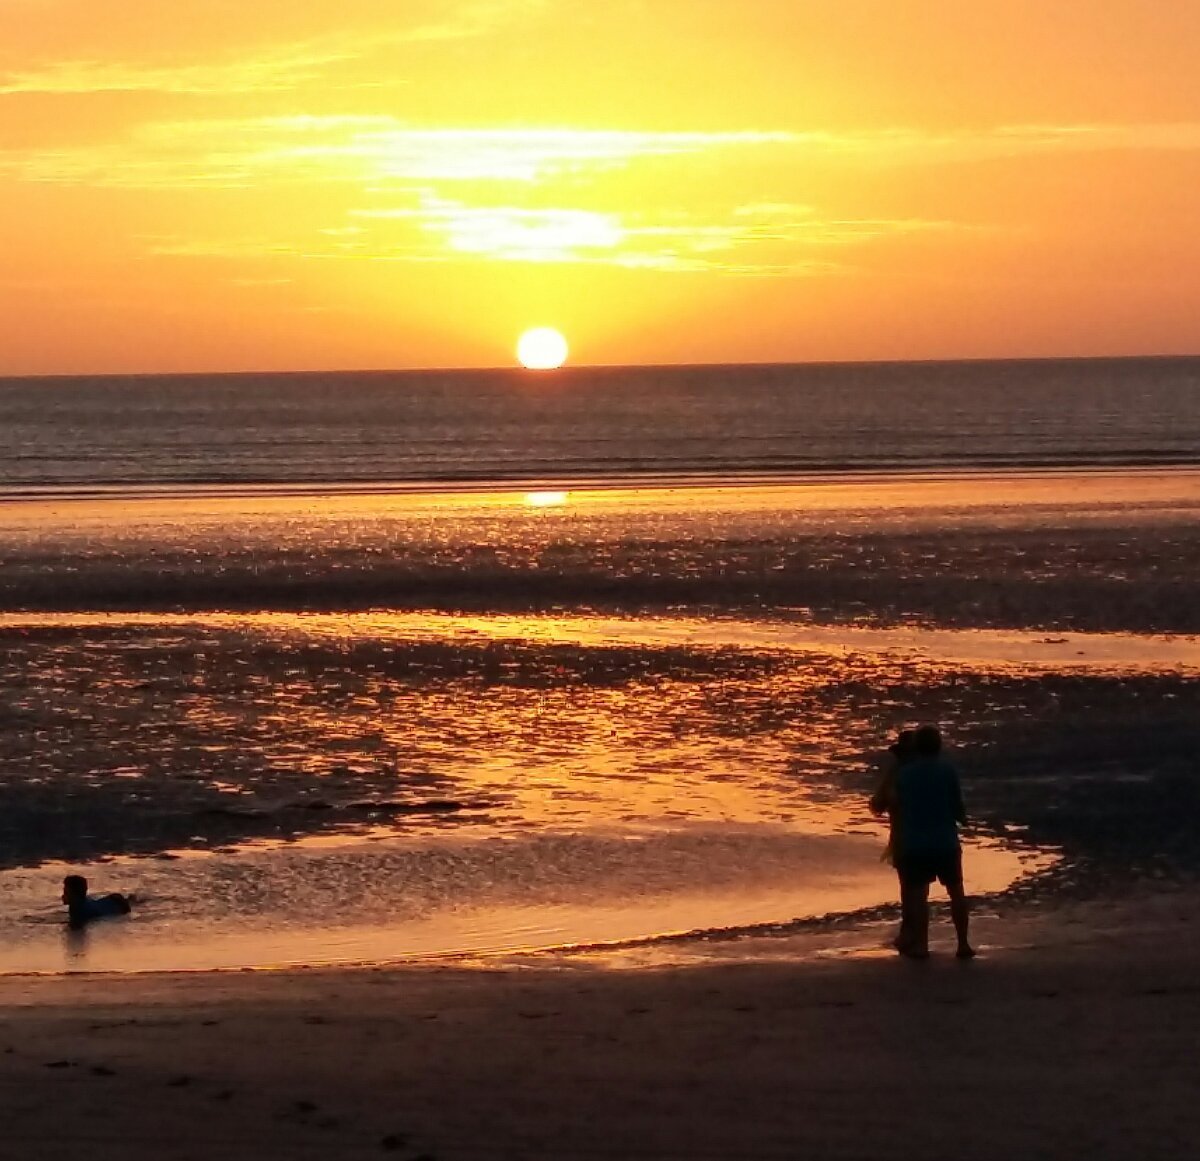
[0,357,1197,972]
[2,357,1199,495]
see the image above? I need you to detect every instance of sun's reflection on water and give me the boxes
[0,603,1095,897]
[523,490,570,508]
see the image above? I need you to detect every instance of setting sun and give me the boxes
[2,3,1199,374]
[517,328,569,370]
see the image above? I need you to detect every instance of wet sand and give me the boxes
[2,890,1198,1161]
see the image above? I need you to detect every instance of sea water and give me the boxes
[2,357,1198,495]
[0,360,1197,971]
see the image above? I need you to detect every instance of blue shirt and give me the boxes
[68,894,130,925]
[893,757,964,859]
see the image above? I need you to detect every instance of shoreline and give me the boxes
[0,881,1174,983]
[1,880,1189,984]
[2,461,1198,506]
[3,886,1197,1160]
[0,823,1051,977]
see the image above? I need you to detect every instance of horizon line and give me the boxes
[4,350,1200,383]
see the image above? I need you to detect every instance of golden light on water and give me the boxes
[516,327,569,370]
[523,490,570,507]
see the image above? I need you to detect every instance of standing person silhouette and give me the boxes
[876,725,974,959]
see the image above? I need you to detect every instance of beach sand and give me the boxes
[2,891,1198,1161]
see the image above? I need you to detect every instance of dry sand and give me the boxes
[2,893,1198,1161]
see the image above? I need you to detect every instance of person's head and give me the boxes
[62,875,88,904]
[889,729,917,762]
[914,725,942,757]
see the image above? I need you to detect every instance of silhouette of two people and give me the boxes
[871,725,974,959]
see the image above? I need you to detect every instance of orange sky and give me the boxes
[2,0,1199,373]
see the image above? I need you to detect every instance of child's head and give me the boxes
[889,728,917,762]
[62,874,89,904]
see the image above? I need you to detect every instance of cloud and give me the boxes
[143,196,953,276]
[1,120,792,188]
[0,46,356,95]
[357,197,956,272]
[6,117,1200,191]
[794,122,1200,165]
[397,0,550,44]
[7,115,1195,278]
[0,1,546,95]
[357,196,951,261]
[354,200,624,261]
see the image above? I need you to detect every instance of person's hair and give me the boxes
[888,728,917,761]
[914,725,942,756]
[63,874,88,894]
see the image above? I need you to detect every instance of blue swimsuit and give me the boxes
[69,894,131,924]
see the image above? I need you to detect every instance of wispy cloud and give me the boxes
[145,197,953,276]
[8,115,1197,278]
[397,0,550,45]
[5,117,1199,190]
[2,54,362,97]
[0,45,355,96]
[2,120,792,187]
[0,1,545,95]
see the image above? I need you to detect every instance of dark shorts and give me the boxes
[895,849,963,890]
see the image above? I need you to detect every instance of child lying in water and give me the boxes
[62,875,133,928]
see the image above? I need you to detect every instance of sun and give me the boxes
[516,327,569,370]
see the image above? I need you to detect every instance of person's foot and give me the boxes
[898,944,929,960]
[956,943,977,959]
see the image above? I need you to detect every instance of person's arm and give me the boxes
[869,754,898,815]
[951,769,967,826]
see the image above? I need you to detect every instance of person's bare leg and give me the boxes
[892,873,912,951]
[948,883,975,958]
[899,881,929,957]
